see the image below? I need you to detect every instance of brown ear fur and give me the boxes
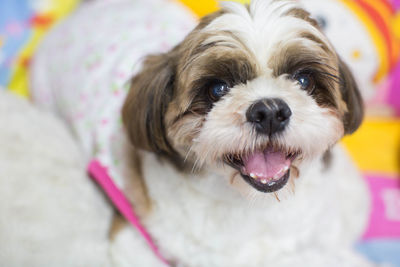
[339,58,364,134]
[122,52,178,161]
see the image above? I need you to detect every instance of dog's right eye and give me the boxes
[208,81,230,102]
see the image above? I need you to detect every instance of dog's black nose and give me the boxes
[246,98,292,135]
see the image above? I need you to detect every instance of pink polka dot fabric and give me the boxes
[30,0,196,188]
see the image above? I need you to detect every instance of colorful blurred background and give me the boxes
[0,0,399,265]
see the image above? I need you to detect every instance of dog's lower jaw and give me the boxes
[117,145,370,266]
[240,170,290,193]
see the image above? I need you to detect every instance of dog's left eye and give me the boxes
[208,81,230,101]
[294,72,315,91]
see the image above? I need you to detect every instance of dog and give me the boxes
[31,0,373,266]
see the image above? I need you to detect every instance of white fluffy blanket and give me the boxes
[0,90,112,267]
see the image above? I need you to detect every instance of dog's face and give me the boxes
[123,0,363,194]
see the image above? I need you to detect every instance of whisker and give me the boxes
[230,171,240,185]
[184,145,194,163]
[289,176,296,195]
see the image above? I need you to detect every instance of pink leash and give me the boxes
[88,160,170,266]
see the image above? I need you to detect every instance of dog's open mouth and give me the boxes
[224,146,299,193]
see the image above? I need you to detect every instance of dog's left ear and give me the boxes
[338,58,364,134]
[122,51,178,160]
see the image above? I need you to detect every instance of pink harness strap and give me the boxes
[88,160,170,266]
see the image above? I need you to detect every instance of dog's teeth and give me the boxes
[261,179,267,184]
[273,167,287,180]
[250,173,257,179]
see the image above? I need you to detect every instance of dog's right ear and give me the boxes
[122,52,177,158]
[338,58,364,135]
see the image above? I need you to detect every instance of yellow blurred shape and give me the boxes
[178,0,251,17]
[342,118,400,176]
[351,49,362,60]
[394,13,400,39]
[230,0,251,3]
[179,0,219,17]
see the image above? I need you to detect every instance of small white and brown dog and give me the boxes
[31,0,373,266]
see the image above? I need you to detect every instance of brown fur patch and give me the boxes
[108,143,152,240]
[109,213,127,241]
[184,53,257,115]
[122,51,185,169]
[122,145,151,217]
[285,8,319,28]
[322,149,332,170]
[338,58,364,134]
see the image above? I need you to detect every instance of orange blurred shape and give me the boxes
[21,57,31,68]
[30,14,54,28]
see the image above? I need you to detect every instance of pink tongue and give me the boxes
[243,148,291,181]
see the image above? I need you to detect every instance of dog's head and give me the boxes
[123,0,363,194]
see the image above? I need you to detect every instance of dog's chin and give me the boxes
[224,145,300,193]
